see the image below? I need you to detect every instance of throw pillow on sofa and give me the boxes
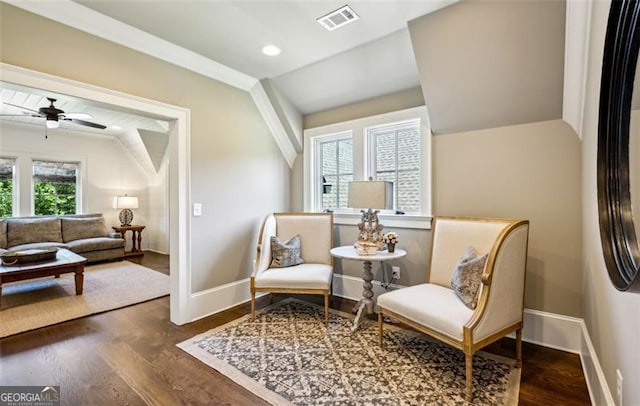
[61,217,109,242]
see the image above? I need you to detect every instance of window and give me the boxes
[0,157,16,217]
[318,134,353,211]
[369,120,421,213]
[304,106,431,228]
[33,160,79,215]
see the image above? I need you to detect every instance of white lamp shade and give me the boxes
[348,181,393,210]
[114,195,139,209]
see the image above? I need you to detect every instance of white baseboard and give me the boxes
[188,273,612,406]
[145,248,169,255]
[580,321,615,406]
[189,278,266,322]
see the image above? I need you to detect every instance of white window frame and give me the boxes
[31,159,83,216]
[312,131,353,211]
[304,106,432,229]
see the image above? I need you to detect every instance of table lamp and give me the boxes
[114,195,139,226]
[348,180,393,247]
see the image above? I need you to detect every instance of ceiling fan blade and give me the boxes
[64,118,107,129]
[0,113,41,117]
[61,112,92,120]
[3,102,41,114]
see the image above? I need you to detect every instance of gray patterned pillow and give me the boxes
[270,235,304,268]
[451,247,488,309]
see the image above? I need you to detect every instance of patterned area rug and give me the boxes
[178,298,520,405]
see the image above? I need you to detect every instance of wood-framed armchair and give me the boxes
[250,212,334,324]
[376,216,530,400]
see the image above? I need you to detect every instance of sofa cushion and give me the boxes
[67,237,125,254]
[9,242,69,251]
[7,217,63,248]
[61,217,109,242]
[0,219,6,249]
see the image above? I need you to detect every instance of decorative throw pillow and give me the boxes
[451,247,488,309]
[270,235,304,268]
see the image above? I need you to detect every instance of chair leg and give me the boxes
[251,291,256,321]
[324,292,329,325]
[516,327,523,368]
[378,312,384,346]
[465,353,473,401]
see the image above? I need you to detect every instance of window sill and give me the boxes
[332,212,432,230]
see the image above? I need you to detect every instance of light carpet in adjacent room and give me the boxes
[178,298,520,406]
[0,261,169,338]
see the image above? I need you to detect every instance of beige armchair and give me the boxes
[376,216,529,400]
[251,212,334,324]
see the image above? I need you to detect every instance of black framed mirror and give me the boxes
[598,0,640,292]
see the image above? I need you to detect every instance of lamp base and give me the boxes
[119,208,134,226]
[356,208,384,247]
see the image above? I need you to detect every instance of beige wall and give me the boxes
[0,4,290,293]
[408,0,565,134]
[581,1,640,404]
[304,86,425,129]
[434,120,582,316]
[300,86,583,316]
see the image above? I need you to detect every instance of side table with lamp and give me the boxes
[329,179,407,331]
[113,195,145,258]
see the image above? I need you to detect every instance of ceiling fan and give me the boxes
[0,97,107,129]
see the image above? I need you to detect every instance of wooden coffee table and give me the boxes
[0,248,87,308]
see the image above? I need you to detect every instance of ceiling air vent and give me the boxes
[317,5,359,31]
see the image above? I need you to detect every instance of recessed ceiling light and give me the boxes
[111,125,122,131]
[262,45,281,56]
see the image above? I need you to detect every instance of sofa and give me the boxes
[0,213,125,263]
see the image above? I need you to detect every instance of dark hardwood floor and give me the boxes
[0,252,590,405]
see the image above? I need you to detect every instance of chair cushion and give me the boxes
[377,284,474,341]
[270,234,304,268]
[254,263,332,290]
[451,247,487,309]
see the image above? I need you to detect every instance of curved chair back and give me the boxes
[428,217,513,287]
[273,213,333,265]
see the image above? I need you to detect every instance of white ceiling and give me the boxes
[0,82,170,176]
[74,0,456,113]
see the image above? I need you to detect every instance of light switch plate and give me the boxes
[193,203,202,216]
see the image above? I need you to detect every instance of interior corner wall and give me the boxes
[580,0,640,404]
[434,119,582,317]
[300,87,582,316]
[0,3,290,293]
[408,0,565,135]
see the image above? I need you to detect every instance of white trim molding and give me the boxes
[580,321,616,406]
[0,63,193,325]
[4,0,299,170]
[189,278,267,322]
[249,82,298,168]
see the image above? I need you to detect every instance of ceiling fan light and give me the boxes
[46,118,59,129]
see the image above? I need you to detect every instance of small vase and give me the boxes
[387,243,396,253]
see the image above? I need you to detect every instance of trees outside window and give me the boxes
[0,157,16,218]
[33,160,79,216]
